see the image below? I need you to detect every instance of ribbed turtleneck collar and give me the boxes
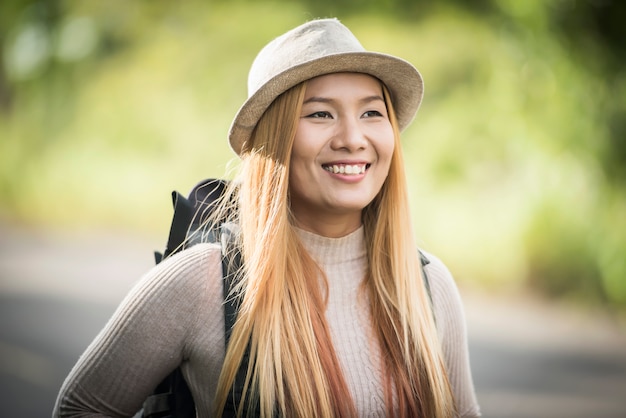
[295,226,367,266]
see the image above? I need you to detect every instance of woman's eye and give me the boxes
[306,111,332,119]
[363,110,383,118]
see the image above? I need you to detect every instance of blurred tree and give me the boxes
[553,0,626,58]
[0,0,61,109]
[501,0,626,184]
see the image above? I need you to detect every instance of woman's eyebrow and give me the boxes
[302,95,385,105]
[360,95,385,104]
[303,96,334,105]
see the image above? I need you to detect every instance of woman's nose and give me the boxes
[330,117,368,151]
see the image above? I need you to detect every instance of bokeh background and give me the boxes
[1,0,625,417]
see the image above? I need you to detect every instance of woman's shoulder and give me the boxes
[127,242,224,306]
[156,242,223,274]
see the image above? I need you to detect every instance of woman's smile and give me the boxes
[322,162,370,175]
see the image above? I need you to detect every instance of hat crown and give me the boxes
[248,19,365,98]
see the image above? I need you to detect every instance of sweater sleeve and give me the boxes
[53,243,223,417]
[423,252,481,418]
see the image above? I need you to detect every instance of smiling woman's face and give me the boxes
[288,72,395,237]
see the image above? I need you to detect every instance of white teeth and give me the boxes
[324,164,366,175]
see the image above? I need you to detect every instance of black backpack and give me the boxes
[142,178,240,418]
[141,178,432,418]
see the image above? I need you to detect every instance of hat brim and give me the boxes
[228,51,423,156]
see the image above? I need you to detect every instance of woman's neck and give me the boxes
[295,225,366,266]
[291,214,362,238]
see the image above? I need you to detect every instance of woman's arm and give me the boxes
[53,243,221,417]
[424,252,482,418]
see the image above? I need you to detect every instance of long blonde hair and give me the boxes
[212,78,456,418]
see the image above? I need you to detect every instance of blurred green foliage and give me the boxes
[1,0,625,310]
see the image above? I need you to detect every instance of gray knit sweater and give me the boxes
[54,227,481,417]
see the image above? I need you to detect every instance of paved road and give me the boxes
[1,224,625,417]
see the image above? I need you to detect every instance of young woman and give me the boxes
[54,18,481,418]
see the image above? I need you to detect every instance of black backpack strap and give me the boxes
[219,225,263,417]
[154,191,192,264]
[220,224,243,344]
[418,250,432,303]
[418,249,437,327]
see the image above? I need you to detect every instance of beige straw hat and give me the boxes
[228,18,424,156]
